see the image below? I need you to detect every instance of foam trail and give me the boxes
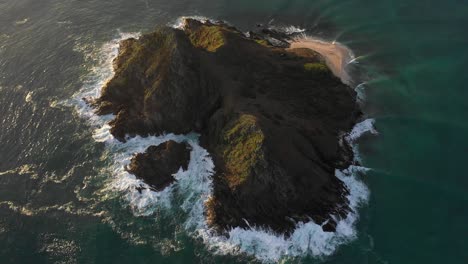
[269,25,306,35]
[70,20,375,263]
[347,119,378,142]
[355,82,367,103]
[346,118,378,163]
[348,54,374,65]
[348,57,360,64]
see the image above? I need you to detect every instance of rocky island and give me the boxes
[92,18,361,234]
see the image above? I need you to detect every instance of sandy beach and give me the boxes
[288,38,354,85]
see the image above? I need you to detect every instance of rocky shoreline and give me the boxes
[91,18,361,234]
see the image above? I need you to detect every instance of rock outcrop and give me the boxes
[92,19,361,234]
[127,141,191,191]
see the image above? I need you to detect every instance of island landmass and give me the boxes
[91,18,361,234]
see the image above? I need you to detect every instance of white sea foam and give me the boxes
[171,16,223,29]
[355,82,367,103]
[71,20,376,263]
[269,25,306,35]
[345,118,378,162]
[99,132,214,217]
[346,119,378,142]
[15,18,29,25]
[25,91,33,102]
[347,54,374,65]
[70,31,140,125]
[189,155,371,263]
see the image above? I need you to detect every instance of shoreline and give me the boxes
[70,20,374,263]
[288,37,354,85]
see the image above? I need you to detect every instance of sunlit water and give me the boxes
[0,0,466,263]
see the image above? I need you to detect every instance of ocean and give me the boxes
[0,0,467,263]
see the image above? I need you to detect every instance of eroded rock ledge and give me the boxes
[92,19,361,234]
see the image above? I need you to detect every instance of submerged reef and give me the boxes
[91,19,361,234]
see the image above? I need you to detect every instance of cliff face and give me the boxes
[92,19,361,234]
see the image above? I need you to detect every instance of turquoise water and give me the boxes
[0,0,467,263]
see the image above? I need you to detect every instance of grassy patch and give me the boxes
[221,114,265,189]
[188,25,226,52]
[303,62,330,74]
[102,29,177,101]
[255,39,269,46]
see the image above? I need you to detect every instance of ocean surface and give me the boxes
[0,0,467,263]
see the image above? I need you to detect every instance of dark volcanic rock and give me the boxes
[93,18,362,234]
[127,140,191,191]
[247,28,292,48]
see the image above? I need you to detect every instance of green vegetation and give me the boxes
[221,114,265,189]
[113,30,176,75]
[255,39,269,46]
[303,62,330,74]
[188,25,226,52]
[102,29,178,102]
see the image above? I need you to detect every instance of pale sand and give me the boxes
[288,38,354,85]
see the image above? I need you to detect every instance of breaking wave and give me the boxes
[69,17,377,263]
[171,15,223,29]
[269,25,306,35]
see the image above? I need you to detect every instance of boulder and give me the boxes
[127,140,191,191]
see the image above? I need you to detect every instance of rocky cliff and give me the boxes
[92,19,361,234]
